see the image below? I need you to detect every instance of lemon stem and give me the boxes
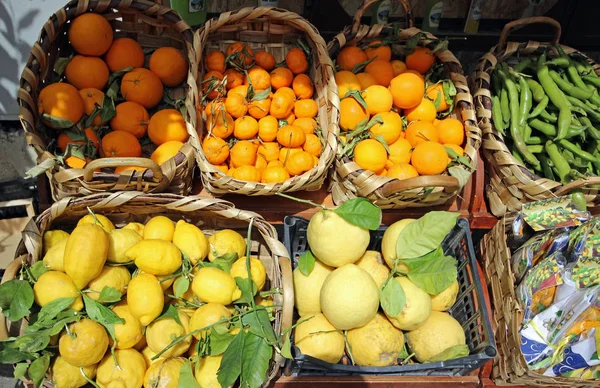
[80,367,101,388]
[275,192,326,210]
[343,331,356,365]
[86,207,105,228]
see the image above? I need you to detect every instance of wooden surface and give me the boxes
[272,375,480,387]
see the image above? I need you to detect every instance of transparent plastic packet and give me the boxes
[511,229,570,285]
[568,217,600,290]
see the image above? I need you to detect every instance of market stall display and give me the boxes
[328,0,480,209]
[190,6,339,196]
[1,192,293,387]
[18,0,197,200]
[473,17,600,216]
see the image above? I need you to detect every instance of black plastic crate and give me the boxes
[283,216,497,376]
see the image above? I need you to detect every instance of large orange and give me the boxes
[353,139,387,173]
[292,74,314,100]
[121,68,164,109]
[105,38,145,72]
[370,111,402,145]
[205,50,226,73]
[234,116,259,140]
[115,166,146,174]
[258,116,278,141]
[101,131,142,157]
[148,109,189,145]
[405,121,439,146]
[246,67,271,90]
[38,83,84,127]
[68,13,113,56]
[389,73,425,109]
[294,100,318,119]
[339,97,368,131]
[277,125,306,148]
[356,72,378,89]
[286,48,309,75]
[391,60,407,76]
[207,109,235,139]
[150,47,189,87]
[335,71,361,97]
[202,137,229,165]
[362,85,393,116]
[426,83,450,112]
[337,46,368,72]
[65,55,109,90]
[226,42,254,68]
[270,67,294,90]
[255,51,276,71]
[405,98,437,123]
[365,41,392,61]
[230,140,257,167]
[410,141,447,175]
[65,156,91,169]
[437,117,465,146]
[365,59,394,87]
[57,127,100,154]
[388,138,413,165]
[110,101,149,138]
[406,47,435,75]
[79,88,105,126]
[151,140,184,165]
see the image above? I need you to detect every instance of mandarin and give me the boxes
[279,147,302,164]
[79,88,105,126]
[65,55,109,90]
[205,50,226,73]
[286,48,309,75]
[261,166,290,183]
[206,111,234,139]
[277,125,306,148]
[38,83,84,127]
[102,131,142,157]
[232,165,261,182]
[105,38,144,72]
[405,121,439,146]
[203,71,224,100]
[337,46,368,72]
[285,151,313,176]
[294,99,318,118]
[225,69,245,90]
[270,91,294,119]
[225,93,247,118]
[411,141,447,175]
[292,74,314,99]
[234,116,259,140]
[110,101,149,138]
[255,51,276,71]
[257,142,280,162]
[258,116,278,141]
[121,68,164,109]
[248,97,272,120]
[389,72,424,109]
[230,140,257,167]
[303,134,322,157]
[202,137,229,165]
[247,67,271,90]
[226,42,254,67]
[270,67,294,90]
[294,118,318,134]
[68,13,113,56]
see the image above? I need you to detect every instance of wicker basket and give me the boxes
[472,17,600,217]
[1,192,293,385]
[189,6,339,196]
[327,0,480,209]
[18,0,197,201]
[480,216,597,386]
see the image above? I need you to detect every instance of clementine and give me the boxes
[79,88,105,126]
[203,136,229,165]
[255,51,276,71]
[405,121,439,146]
[336,46,368,72]
[286,48,309,75]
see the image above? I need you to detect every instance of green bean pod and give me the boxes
[527,145,543,153]
[514,58,532,73]
[537,54,572,139]
[546,57,570,68]
[539,109,558,123]
[529,96,548,119]
[557,108,572,140]
[565,95,600,121]
[523,124,532,143]
[500,88,510,124]
[548,70,594,99]
[566,58,594,92]
[511,148,525,165]
[527,79,545,102]
[529,118,557,136]
[545,141,571,183]
[565,124,587,139]
[558,139,599,162]
[583,75,600,88]
[570,192,588,212]
[518,76,533,128]
[491,95,506,134]
[538,153,555,180]
[573,58,596,77]
[525,136,543,145]
[580,116,600,141]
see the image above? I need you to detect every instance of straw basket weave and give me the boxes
[18,0,197,201]
[480,216,597,386]
[189,6,339,196]
[472,17,600,217]
[1,192,293,385]
[328,0,480,209]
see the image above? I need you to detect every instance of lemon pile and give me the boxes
[293,213,465,366]
[37,214,268,388]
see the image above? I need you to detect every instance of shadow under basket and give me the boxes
[282,216,497,376]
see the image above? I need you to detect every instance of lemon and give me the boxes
[173,220,209,264]
[33,271,83,311]
[42,238,67,272]
[143,357,185,388]
[346,312,405,366]
[381,219,416,271]
[354,250,390,288]
[51,355,96,388]
[147,309,192,357]
[87,266,131,302]
[43,230,69,255]
[140,271,175,291]
[294,313,344,363]
[112,303,143,349]
[293,259,333,317]
[320,264,379,330]
[108,228,142,264]
[256,296,275,317]
[431,280,459,312]
[96,348,147,388]
[59,318,109,367]
[143,216,175,241]
[192,267,242,304]
[122,222,145,236]
[229,256,267,290]
[207,229,246,262]
[125,240,182,275]
[195,355,223,387]
[127,273,164,326]
[77,214,115,233]
[141,345,163,368]
[134,336,147,351]
[64,223,109,289]
[189,303,231,340]
[406,311,466,363]
[385,276,431,330]
[307,210,369,267]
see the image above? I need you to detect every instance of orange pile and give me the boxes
[200,42,323,184]
[335,42,465,180]
[37,13,190,172]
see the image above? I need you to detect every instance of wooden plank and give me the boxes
[272,375,480,387]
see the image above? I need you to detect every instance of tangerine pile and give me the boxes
[200,42,323,184]
[335,40,466,180]
[37,13,190,173]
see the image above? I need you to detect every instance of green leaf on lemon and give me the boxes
[396,211,458,259]
[379,276,405,317]
[333,197,381,230]
[297,250,316,276]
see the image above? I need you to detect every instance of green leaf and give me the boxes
[333,198,382,230]
[212,252,239,273]
[173,276,190,298]
[47,313,82,336]
[29,262,48,280]
[13,331,50,353]
[379,276,405,317]
[234,277,257,305]
[106,80,120,100]
[297,251,316,276]
[155,304,182,326]
[448,166,471,188]
[252,87,272,101]
[13,362,28,379]
[100,94,116,123]
[280,331,293,359]
[241,307,277,344]
[351,57,377,74]
[178,359,200,388]
[82,294,124,337]
[426,344,469,362]
[0,347,34,363]
[398,343,409,359]
[442,79,457,105]
[54,57,70,76]
[404,249,458,295]
[217,330,245,388]
[208,327,235,356]
[42,114,74,129]
[372,134,391,153]
[240,333,272,388]
[0,280,34,322]
[28,353,50,388]
[36,297,76,325]
[108,66,134,85]
[395,211,459,259]
[343,90,368,110]
[97,286,122,304]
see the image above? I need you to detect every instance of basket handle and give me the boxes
[553,176,600,197]
[381,175,461,197]
[278,255,294,334]
[82,158,164,181]
[352,0,414,31]
[0,257,25,340]
[498,16,561,48]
